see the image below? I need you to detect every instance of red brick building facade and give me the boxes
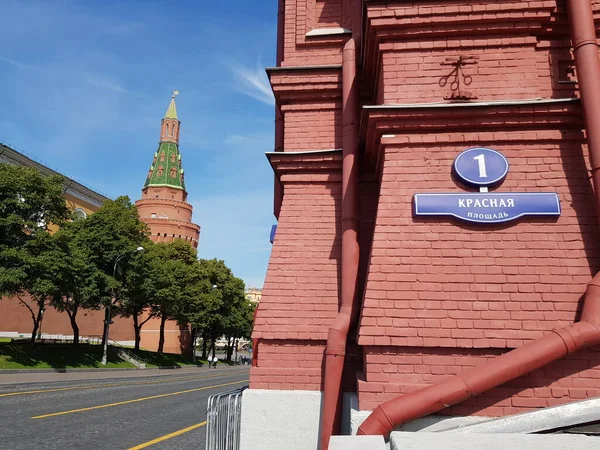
[244,0,600,448]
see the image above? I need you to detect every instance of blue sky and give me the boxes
[0,0,278,288]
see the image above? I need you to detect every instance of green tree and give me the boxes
[145,239,199,354]
[69,196,148,276]
[5,233,67,344]
[184,259,252,362]
[0,163,68,251]
[218,276,254,362]
[119,239,158,351]
[178,258,225,359]
[0,164,69,344]
[52,196,148,345]
[51,227,110,344]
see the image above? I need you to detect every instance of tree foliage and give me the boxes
[0,163,68,250]
[141,239,198,353]
[0,164,69,343]
[0,165,255,356]
[184,258,253,360]
[51,196,149,344]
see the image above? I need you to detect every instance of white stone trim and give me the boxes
[447,396,600,434]
[306,27,351,37]
[347,393,487,435]
[240,389,323,450]
[390,432,598,450]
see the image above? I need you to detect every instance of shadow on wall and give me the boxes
[558,131,600,277]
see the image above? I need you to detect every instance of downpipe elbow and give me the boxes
[357,405,393,436]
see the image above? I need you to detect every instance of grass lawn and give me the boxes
[0,338,11,343]
[0,343,135,370]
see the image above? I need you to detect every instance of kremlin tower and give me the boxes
[135,92,200,248]
[135,93,200,353]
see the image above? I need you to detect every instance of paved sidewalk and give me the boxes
[0,365,242,384]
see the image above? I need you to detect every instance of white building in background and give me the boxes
[245,287,262,304]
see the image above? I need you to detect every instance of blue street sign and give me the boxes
[453,147,509,187]
[270,225,277,244]
[414,192,561,224]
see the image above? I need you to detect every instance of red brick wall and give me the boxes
[359,130,598,348]
[357,127,600,412]
[251,174,341,389]
[381,43,561,104]
[361,0,595,104]
[0,296,188,354]
[136,186,200,248]
[251,341,326,390]
[0,295,132,341]
[281,0,358,67]
[316,0,342,28]
[259,0,600,421]
[358,346,600,415]
[254,180,341,342]
[283,104,342,151]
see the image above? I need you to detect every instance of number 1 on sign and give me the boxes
[473,154,487,178]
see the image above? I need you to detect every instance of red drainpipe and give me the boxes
[358,0,600,437]
[319,35,360,450]
[251,306,259,367]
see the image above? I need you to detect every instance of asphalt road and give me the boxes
[0,366,250,449]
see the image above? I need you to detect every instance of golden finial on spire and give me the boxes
[164,92,179,120]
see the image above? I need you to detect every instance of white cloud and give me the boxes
[223,131,273,147]
[229,63,275,106]
[0,55,33,70]
[85,73,132,95]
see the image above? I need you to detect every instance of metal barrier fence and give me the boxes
[205,386,247,450]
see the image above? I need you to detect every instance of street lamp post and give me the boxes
[37,307,45,341]
[101,246,144,365]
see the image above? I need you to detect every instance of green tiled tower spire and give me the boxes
[144,92,185,191]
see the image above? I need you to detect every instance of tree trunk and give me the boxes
[226,335,232,362]
[191,327,196,363]
[101,307,109,348]
[133,313,141,352]
[30,318,40,346]
[210,334,216,360]
[201,331,207,359]
[158,314,167,354]
[67,309,79,345]
[17,295,42,346]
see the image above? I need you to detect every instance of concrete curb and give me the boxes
[0,365,202,374]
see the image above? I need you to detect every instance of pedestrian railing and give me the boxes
[107,338,147,369]
[206,386,247,450]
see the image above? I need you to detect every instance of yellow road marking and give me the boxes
[128,421,207,449]
[0,369,248,398]
[32,379,248,419]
